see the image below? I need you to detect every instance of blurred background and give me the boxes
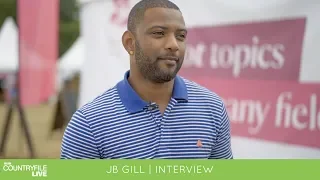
[0,0,319,159]
[0,0,79,158]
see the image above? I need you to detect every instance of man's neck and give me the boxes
[128,71,174,104]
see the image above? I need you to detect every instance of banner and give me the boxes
[188,78,320,148]
[79,0,320,158]
[0,160,319,179]
[180,17,306,81]
[178,16,320,155]
[17,0,59,106]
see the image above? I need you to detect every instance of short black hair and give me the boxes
[127,0,180,34]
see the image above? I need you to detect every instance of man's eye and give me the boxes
[153,31,164,35]
[177,34,186,40]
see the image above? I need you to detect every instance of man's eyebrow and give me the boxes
[147,26,188,33]
[147,25,168,30]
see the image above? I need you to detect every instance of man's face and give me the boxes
[134,8,187,83]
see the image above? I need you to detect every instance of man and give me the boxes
[60,0,233,159]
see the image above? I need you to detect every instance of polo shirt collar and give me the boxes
[116,70,188,113]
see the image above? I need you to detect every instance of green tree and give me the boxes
[0,0,16,26]
[59,0,80,57]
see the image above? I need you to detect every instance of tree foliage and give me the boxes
[0,0,79,58]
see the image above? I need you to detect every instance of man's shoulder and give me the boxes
[180,76,223,103]
[77,84,123,116]
[180,77,227,120]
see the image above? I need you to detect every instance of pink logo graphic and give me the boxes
[180,17,306,81]
[193,77,320,148]
[110,0,130,27]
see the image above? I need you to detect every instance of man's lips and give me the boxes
[157,56,179,61]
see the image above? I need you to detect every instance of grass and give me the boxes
[0,103,64,159]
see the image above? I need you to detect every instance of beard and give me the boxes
[134,41,182,83]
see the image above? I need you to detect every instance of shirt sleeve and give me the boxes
[209,100,233,159]
[60,109,101,159]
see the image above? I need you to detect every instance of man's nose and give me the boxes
[164,34,179,52]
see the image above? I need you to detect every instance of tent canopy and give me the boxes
[0,17,18,73]
[58,37,84,80]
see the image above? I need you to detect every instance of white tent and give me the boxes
[0,17,18,73]
[56,37,84,92]
[58,37,84,80]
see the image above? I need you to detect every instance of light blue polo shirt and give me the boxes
[60,70,233,159]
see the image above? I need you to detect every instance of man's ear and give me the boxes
[122,30,135,55]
